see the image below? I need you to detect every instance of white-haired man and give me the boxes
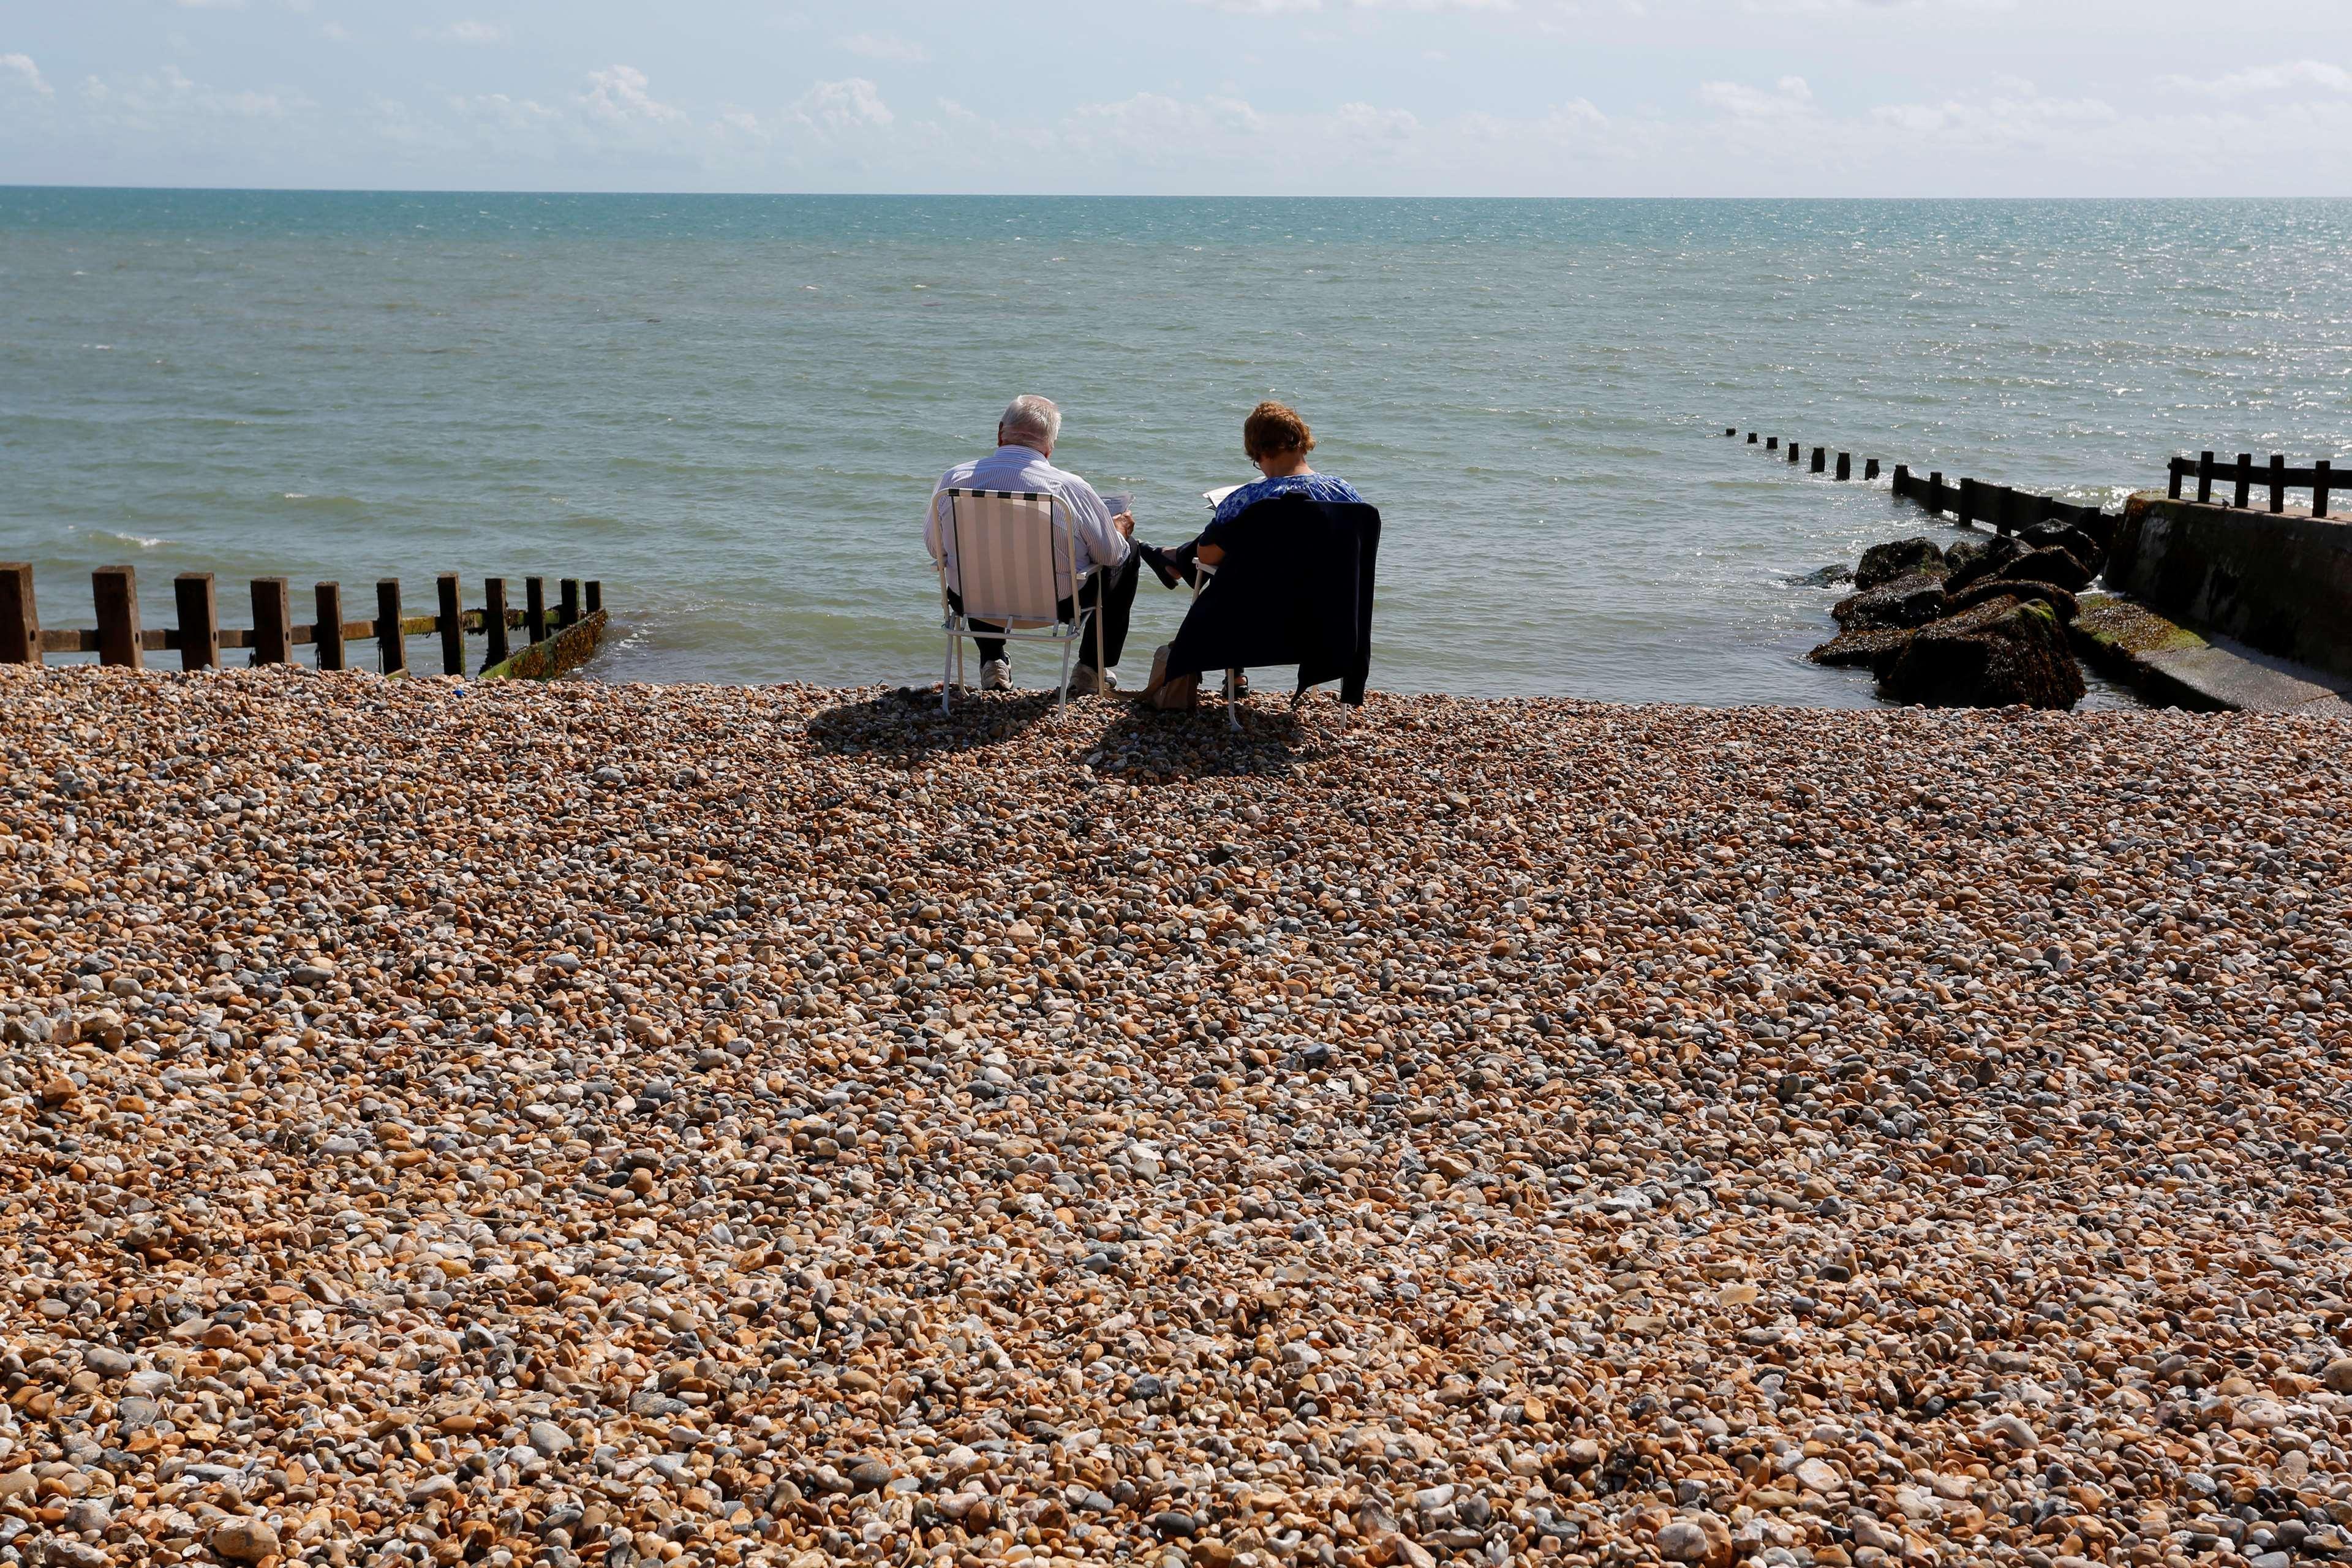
[927,394,1139,694]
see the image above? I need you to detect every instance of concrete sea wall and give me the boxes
[2108,492,2352,681]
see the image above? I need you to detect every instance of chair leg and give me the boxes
[941,635,956,715]
[1057,636,1074,709]
[1226,670,1239,732]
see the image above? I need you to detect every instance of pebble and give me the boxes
[1,665,2349,1568]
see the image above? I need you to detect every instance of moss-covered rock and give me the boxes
[1877,595,2086,710]
[1855,537,1949,590]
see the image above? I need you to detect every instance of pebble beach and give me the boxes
[3,666,2350,1568]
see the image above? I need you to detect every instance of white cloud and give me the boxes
[1698,75,1814,118]
[424,20,508,44]
[1,53,52,99]
[581,64,684,125]
[320,21,349,40]
[2155,61,2352,99]
[797,77,893,132]
[839,32,929,64]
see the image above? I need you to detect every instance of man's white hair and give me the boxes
[1000,394,1061,448]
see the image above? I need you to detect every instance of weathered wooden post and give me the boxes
[2316,461,2333,519]
[1892,464,1910,496]
[2196,451,2215,505]
[1,564,39,668]
[1725,427,1736,437]
[437,575,464,676]
[251,578,292,666]
[559,579,581,630]
[1864,458,1880,481]
[315,582,345,671]
[1835,452,1852,481]
[2168,458,2184,501]
[377,579,407,675]
[526,577,548,645]
[483,578,511,669]
[586,580,603,615]
[2234,453,2253,510]
[1747,432,1758,445]
[175,573,219,671]
[1766,437,1779,452]
[1926,472,1945,517]
[1788,440,1800,465]
[92,565,143,669]
[2269,454,2287,515]
[1811,447,1827,474]
[1956,478,1979,530]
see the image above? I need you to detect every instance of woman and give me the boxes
[1139,401,1362,584]
[1138,401,1366,704]
[1197,401,1362,567]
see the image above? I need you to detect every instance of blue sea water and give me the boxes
[4,189,2349,704]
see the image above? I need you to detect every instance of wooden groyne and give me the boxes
[0,565,608,681]
[1722,426,2109,539]
[2166,451,2335,517]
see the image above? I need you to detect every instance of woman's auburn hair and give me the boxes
[1242,401,1314,461]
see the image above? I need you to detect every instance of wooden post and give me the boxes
[2196,451,2215,505]
[1747,432,1758,445]
[1766,437,1779,452]
[92,565,143,669]
[1725,427,1736,438]
[2168,458,2184,501]
[526,576,548,645]
[248,578,292,666]
[0,564,37,667]
[1864,458,1880,481]
[2316,460,2332,520]
[1893,464,1909,496]
[1956,478,1979,530]
[586,580,603,615]
[2269,454,2286,515]
[174,573,219,671]
[1811,447,1826,474]
[437,575,464,676]
[1787,440,1800,465]
[377,579,407,674]
[315,582,345,671]
[483,578,511,669]
[1927,472,1944,517]
[1835,452,1852,481]
[559,579,581,630]
[2234,453,2252,510]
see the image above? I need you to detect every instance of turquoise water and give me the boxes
[5,190,2350,703]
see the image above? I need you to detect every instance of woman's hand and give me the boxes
[1112,511,1136,538]
[1194,541,1225,567]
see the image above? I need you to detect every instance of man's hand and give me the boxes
[1112,511,1136,539]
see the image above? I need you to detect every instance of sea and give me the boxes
[6,189,2350,706]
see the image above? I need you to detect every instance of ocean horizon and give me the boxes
[6,187,2350,704]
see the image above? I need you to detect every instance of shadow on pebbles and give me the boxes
[1,665,2349,1568]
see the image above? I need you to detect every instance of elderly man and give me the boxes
[927,394,1139,694]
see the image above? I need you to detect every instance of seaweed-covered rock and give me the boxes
[1943,578,2079,624]
[2021,521,2100,567]
[1877,595,2086,710]
[1855,537,1948,590]
[1808,624,1917,668]
[1990,546,2094,594]
[1832,571,1949,631]
[1795,563,1856,589]
[1942,535,2024,595]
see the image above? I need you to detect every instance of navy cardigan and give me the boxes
[1163,496,1381,705]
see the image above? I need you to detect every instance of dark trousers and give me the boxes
[952,551,1140,672]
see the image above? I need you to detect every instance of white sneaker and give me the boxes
[1069,665,1119,696]
[979,659,1012,692]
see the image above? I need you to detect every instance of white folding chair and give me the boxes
[934,488,1106,713]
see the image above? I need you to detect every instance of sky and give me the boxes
[3,0,2351,196]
